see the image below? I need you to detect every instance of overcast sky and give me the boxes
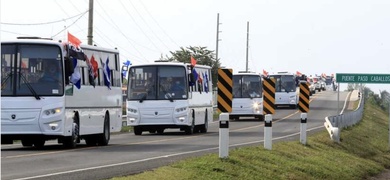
[1,0,390,92]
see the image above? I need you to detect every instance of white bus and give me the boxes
[268,71,299,109]
[230,71,263,120]
[1,38,123,148]
[126,61,213,135]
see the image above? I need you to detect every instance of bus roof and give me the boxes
[233,71,260,76]
[130,61,211,69]
[2,38,63,46]
[2,38,119,54]
[269,71,295,76]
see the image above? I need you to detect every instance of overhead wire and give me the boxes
[1,11,88,26]
[137,0,180,48]
[125,0,171,51]
[94,0,151,61]
[117,0,161,52]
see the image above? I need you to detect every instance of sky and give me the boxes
[1,0,390,93]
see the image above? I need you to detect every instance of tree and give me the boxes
[164,46,221,88]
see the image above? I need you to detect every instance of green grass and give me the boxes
[112,99,390,180]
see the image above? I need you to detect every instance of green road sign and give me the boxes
[336,73,390,84]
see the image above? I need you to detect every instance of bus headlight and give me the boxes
[252,102,261,111]
[128,108,138,114]
[175,107,187,113]
[43,108,61,116]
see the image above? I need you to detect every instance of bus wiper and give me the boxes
[139,93,147,103]
[1,72,12,90]
[20,73,41,100]
[162,93,173,102]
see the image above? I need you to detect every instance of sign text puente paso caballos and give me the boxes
[336,73,390,84]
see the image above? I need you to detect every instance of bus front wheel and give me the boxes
[134,126,143,135]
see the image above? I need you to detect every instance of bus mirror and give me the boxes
[64,57,74,85]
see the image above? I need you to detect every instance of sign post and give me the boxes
[217,68,233,158]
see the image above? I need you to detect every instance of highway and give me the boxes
[1,90,349,180]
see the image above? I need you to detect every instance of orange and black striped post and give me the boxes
[262,77,275,150]
[217,68,232,158]
[217,68,233,113]
[263,77,275,115]
[298,83,310,113]
[299,82,310,145]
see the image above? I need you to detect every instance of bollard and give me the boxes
[300,113,307,145]
[219,113,229,158]
[264,114,272,150]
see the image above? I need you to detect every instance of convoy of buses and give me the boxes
[1,37,334,148]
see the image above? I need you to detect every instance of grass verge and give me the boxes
[113,98,390,180]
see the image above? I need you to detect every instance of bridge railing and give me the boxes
[324,92,364,142]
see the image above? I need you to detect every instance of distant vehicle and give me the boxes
[318,77,326,91]
[230,71,263,120]
[269,72,299,109]
[125,61,212,135]
[304,78,316,96]
[1,38,123,148]
[325,76,334,90]
[311,76,322,92]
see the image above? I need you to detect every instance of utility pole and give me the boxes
[87,0,94,45]
[245,21,249,72]
[216,13,221,62]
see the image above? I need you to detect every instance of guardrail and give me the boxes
[324,92,364,142]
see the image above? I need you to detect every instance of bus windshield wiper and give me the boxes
[20,73,41,100]
[139,93,147,103]
[1,72,12,90]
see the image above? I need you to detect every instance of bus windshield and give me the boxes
[1,44,64,97]
[233,75,262,98]
[270,75,296,92]
[128,65,188,101]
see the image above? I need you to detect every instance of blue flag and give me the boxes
[101,57,111,89]
[204,72,209,93]
[70,57,81,89]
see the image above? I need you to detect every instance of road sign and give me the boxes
[217,68,233,113]
[298,83,310,113]
[336,73,390,84]
[263,77,275,115]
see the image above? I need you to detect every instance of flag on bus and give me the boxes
[70,57,81,89]
[68,32,81,47]
[191,56,197,67]
[85,55,98,87]
[101,57,111,89]
[67,32,86,60]
[203,72,209,93]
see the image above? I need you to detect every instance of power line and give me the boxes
[118,0,161,52]
[51,10,88,38]
[138,0,179,48]
[1,10,88,26]
[93,0,150,61]
[126,0,171,51]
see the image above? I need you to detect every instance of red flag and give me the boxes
[68,32,82,47]
[91,55,98,79]
[296,71,302,76]
[263,69,268,76]
[191,56,197,67]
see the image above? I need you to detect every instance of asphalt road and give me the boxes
[1,90,348,180]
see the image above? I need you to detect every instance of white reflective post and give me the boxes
[300,113,307,145]
[219,113,229,158]
[264,114,272,150]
